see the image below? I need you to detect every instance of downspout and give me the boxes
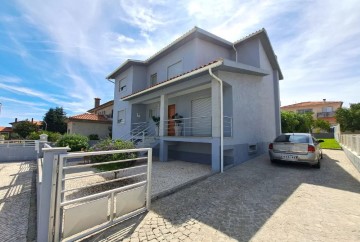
[232,44,238,62]
[209,68,224,173]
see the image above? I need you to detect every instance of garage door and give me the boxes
[191,97,211,136]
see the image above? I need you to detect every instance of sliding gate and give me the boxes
[52,148,152,241]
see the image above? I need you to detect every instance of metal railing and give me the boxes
[163,116,233,137]
[53,148,152,241]
[0,140,35,147]
[339,134,360,156]
[317,111,335,118]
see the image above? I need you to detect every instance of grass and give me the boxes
[319,138,342,149]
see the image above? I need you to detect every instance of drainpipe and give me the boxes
[232,44,238,62]
[209,68,224,173]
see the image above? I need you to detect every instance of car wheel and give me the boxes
[313,160,321,169]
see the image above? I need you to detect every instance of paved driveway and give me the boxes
[85,150,360,242]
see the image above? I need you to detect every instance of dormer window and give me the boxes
[119,77,127,92]
[150,73,157,86]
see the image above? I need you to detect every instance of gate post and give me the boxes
[37,147,70,242]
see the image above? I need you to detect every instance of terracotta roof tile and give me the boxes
[68,113,110,121]
[0,126,12,132]
[281,101,343,109]
[122,59,222,99]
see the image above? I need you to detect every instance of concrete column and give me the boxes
[159,94,168,137]
[273,70,281,136]
[212,138,221,172]
[37,147,70,242]
[159,140,168,162]
[211,79,221,138]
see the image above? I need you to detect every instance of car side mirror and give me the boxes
[318,140,324,143]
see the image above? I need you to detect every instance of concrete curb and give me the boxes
[151,172,215,202]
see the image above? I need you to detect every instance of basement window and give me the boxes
[248,144,257,154]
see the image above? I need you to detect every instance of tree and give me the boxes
[335,103,360,132]
[13,120,39,138]
[43,107,67,134]
[281,111,330,133]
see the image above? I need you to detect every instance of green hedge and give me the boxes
[56,134,89,151]
[27,131,62,142]
[88,139,137,171]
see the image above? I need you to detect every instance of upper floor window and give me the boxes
[322,106,333,112]
[119,78,127,92]
[150,73,157,86]
[167,60,182,79]
[117,109,125,124]
[297,109,313,114]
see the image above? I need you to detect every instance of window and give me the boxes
[119,78,127,92]
[297,109,313,114]
[322,106,333,112]
[150,73,157,86]
[167,61,182,79]
[248,144,257,154]
[117,110,125,124]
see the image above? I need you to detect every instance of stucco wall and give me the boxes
[236,39,260,68]
[195,38,231,66]
[69,121,111,139]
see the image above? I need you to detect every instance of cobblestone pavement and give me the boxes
[84,150,360,242]
[0,161,35,242]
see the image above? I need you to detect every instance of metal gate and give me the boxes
[52,148,152,241]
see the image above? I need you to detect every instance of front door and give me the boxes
[168,104,176,136]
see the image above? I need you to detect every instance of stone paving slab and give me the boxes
[0,161,34,242]
[82,150,360,242]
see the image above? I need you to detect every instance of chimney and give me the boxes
[94,98,101,108]
[15,118,17,123]
[31,118,34,123]
[323,99,326,102]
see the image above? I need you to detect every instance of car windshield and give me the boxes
[274,134,309,143]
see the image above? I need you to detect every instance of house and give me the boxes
[106,27,283,172]
[66,98,113,139]
[9,118,43,129]
[281,99,343,126]
[0,126,13,139]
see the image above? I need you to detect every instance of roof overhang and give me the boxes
[122,59,269,101]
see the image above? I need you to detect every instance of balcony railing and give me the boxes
[317,111,335,118]
[163,116,232,137]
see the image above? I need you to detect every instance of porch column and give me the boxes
[159,94,168,136]
[159,140,168,162]
[211,79,221,172]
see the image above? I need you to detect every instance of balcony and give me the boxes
[317,111,335,118]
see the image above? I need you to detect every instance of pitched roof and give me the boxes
[0,126,12,132]
[281,101,343,109]
[9,120,42,126]
[234,28,283,80]
[68,113,110,122]
[107,26,282,80]
[87,100,114,113]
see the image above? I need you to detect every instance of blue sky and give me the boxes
[0,0,359,126]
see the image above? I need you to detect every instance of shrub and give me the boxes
[88,139,137,171]
[56,134,89,151]
[88,134,99,140]
[27,131,62,142]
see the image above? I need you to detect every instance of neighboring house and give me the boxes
[66,113,111,139]
[106,27,283,172]
[66,98,113,138]
[0,126,12,139]
[87,98,114,119]
[281,99,343,126]
[9,118,43,129]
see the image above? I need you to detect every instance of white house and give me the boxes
[106,27,283,172]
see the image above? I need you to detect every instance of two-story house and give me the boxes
[107,27,283,172]
[281,99,343,126]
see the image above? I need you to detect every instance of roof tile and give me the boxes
[68,113,110,121]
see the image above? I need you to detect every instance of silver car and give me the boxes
[268,133,323,168]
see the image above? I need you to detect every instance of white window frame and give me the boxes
[119,77,127,93]
[117,109,126,125]
[167,60,182,79]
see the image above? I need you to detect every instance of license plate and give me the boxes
[281,155,298,161]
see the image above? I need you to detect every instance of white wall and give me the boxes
[69,121,111,139]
